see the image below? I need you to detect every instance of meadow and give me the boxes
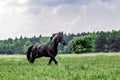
[0,53,120,80]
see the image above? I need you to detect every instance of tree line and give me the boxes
[0,30,120,54]
[69,30,120,53]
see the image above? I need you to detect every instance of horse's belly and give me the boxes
[37,50,49,57]
[43,53,49,57]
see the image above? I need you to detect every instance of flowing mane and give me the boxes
[50,33,57,41]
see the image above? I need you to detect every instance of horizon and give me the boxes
[0,0,120,40]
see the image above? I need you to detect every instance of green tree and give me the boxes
[109,30,120,52]
[95,31,108,52]
[70,35,94,53]
[23,40,32,53]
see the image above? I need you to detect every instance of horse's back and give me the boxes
[33,43,49,57]
[32,43,41,52]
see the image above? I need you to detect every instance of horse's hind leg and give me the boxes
[29,52,36,63]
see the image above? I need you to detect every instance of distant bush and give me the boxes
[70,35,94,53]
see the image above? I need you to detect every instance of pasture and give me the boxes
[0,53,120,80]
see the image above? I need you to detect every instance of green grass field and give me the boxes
[0,53,120,80]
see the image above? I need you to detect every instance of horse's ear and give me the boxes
[59,32,63,35]
[59,32,61,34]
[62,32,63,34]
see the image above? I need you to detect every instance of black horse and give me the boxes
[27,32,65,64]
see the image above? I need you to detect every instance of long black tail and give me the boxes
[27,45,33,63]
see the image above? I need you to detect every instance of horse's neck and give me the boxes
[49,38,59,49]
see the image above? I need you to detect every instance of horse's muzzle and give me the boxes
[62,41,66,45]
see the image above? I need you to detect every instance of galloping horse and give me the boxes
[27,32,65,64]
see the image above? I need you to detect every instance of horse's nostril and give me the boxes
[64,42,66,45]
[62,41,66,45]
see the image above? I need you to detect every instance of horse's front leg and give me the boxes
[48,58,52,65]
[48,51,58,65]
[53,57,58,65]
[51,57,58,65]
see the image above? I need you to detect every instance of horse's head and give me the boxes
[50,32,66,45]
[57,32,66,45]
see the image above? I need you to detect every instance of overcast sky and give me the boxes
[0,0,120,40]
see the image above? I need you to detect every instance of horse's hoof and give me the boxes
[29,62,34,64]
[47,63,51,65]
[55,62,58,65]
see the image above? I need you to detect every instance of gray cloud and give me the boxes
[28,0,91,6]
[26,0,92,15]
[0,0,120,40]
[25,0,115,15]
